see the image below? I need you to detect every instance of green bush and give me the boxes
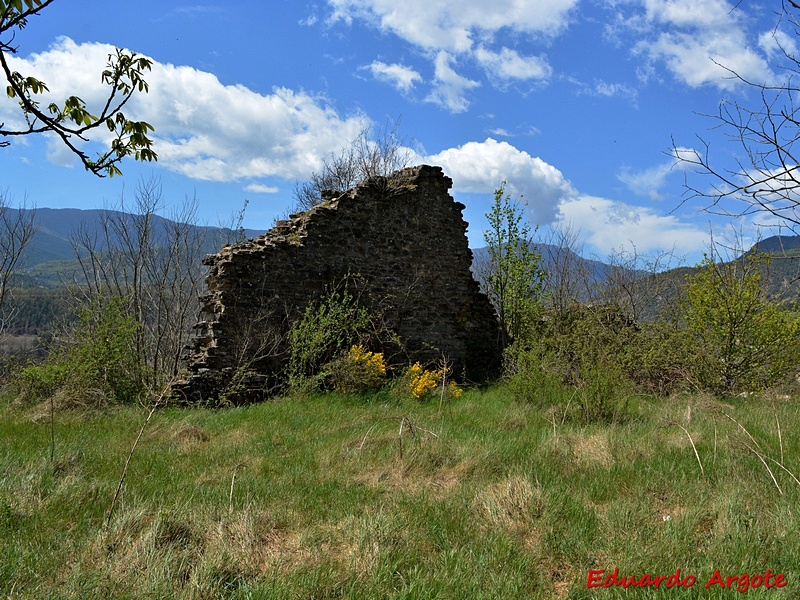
[285,280,373,393]
[622,321,696,395]
[14,297,144,406]
[684,253,800,395]
[577,362,629,424]
[506,344,629,424]
[505,347,571,407]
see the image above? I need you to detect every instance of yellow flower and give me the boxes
[405,362,441,399]
[448,381,463,399]
[332,345,386,393]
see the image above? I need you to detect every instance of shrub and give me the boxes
[327,344,387,393]
[506,339,629,424]
[15,297,145,405]
[622,321,696,395]
[577,362,629,424]
[285,280,372,392]
[447,381,464,399]
[505,347,571,407]
[396,362,463,400]
[403,362,441,399]
[684,253,800,395]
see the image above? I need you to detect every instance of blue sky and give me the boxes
[1,0,796,263]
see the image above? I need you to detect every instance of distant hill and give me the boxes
[471,242,634,294]
[752,235,800,255]
[472,234,800,319]
[9,207,800,312]
[8,207,265,287]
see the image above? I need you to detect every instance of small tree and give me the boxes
[0,191,35,331]
[596,244,681,323]
[16,295,144,405]
[70,178,209,389]
[685,249,799,394]
[538,223,589,321]
[285,279,373,392]
[293,119,412,211]
[1,0,156,176]
[481,183,544,345]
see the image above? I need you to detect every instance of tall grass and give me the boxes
[1,386,799,598]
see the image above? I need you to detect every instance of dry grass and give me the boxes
[3,387,800,598]
[551,431,615,469]
[475,475,544,535]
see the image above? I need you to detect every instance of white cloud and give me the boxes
[759,28,799,60]
[326,0,576,111]
[557,195,708,255]
[244,183,280,194]
[618,164,673,200]
[1,37,367,182]
[592,80,638,101]
[474,46,552,82]
[425,138,576,223]
[641,30,771,89]
[488,128,514,137]
[364,61,422,92]
[618,147,695,200]
[611,0,776,90]
[425,51,480,113]
[642,0,732,29]
[327,0,578,53]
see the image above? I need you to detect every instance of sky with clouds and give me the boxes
[1,0,797,262]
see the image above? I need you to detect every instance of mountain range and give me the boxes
[10,207,264,287]
[8,207,800,305]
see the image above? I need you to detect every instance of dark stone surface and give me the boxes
[172,165,502,403]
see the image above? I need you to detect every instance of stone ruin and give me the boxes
[173,165,502,403]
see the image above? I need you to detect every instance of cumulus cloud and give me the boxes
[326,0,578,53]
[474,46,552,82]
[364,61,422,92]
[326,0,576,111]
[557,195,709,255]
[625,0,776,89]
[425,138,576,223]
[425,51,480,113]
[0,37,367,182]
[419,137,709,255]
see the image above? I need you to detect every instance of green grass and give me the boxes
[1,386,799,598]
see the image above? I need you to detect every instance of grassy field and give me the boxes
[1,385,799,599]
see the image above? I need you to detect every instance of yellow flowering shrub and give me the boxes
[328,344,386,393]
[448,381,463,399]
[398,363,467,400]
[398,362,448,399]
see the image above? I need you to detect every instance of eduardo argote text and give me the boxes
[587,568,787,592]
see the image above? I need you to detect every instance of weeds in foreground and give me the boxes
[1,386,799,598]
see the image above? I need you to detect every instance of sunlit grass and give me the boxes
[1,386,799,598]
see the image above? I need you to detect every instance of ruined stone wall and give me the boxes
[174,165,501,402]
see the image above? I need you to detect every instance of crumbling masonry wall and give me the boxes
[173,165,502,402]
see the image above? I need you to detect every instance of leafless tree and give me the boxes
[538,224,591,321]
[0,190,35,331]
[293,119,414,211]
[70,177,208,388]
[675,1,800,229]
[594,244,682,323]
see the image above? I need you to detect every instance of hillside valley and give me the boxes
[3,207,800,341]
